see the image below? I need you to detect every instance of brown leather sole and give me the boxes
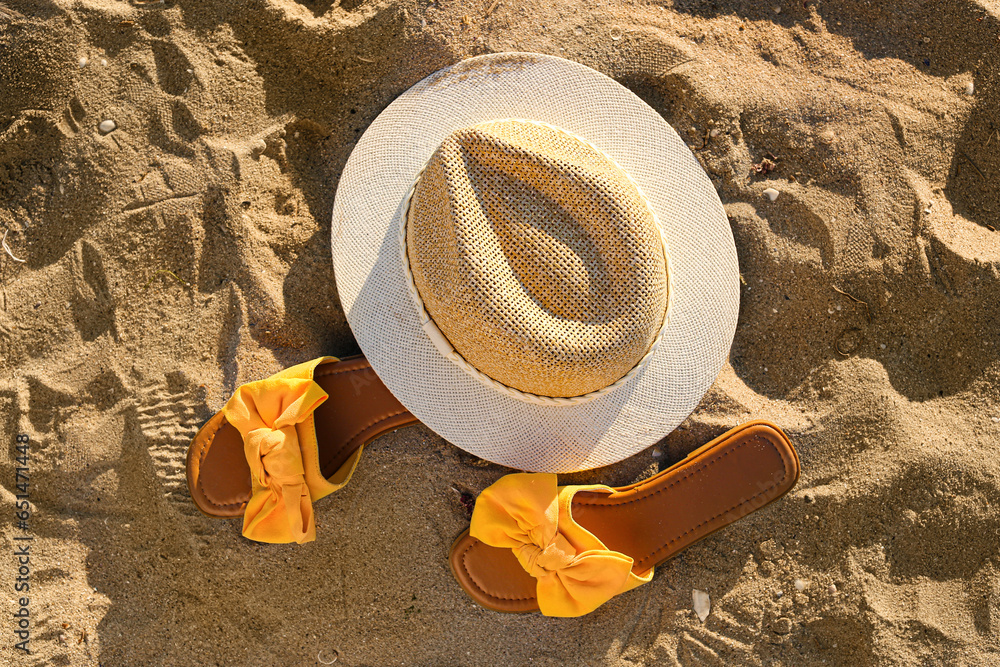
[186,356,418,518]
[449,420,800,613]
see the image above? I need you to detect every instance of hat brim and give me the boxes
[332,53,739,473]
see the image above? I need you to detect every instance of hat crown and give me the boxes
[405,119,669,399]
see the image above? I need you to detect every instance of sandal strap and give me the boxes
[223,357,338,544]
[470,473,652,617]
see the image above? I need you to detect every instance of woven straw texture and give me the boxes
[332,53,739,473]
[406,119,668,398]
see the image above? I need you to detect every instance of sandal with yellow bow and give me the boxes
[186,356,417,544]
[449,420,799,616]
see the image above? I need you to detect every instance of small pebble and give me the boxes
[776,590,784,598]
[98,119,116,133]
[773,617,792,634]
[828,584,838,594]
[773,6,781,14]
[991,417,999,423]
[922,36,931,43]
[966,82,975,95]
[710,128,721,138]
[794,578,807,592]
[763,188,780,201]
[692,589,711,622]
[880,343,887,350]
[101,58,108,66]
[651,447,663,459]
[79,56,88,67]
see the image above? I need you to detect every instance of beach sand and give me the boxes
[1,0,999,664]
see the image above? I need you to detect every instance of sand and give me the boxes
[1,0,999,664]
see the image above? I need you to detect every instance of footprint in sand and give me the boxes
[56,96,88,138]
[672,600,763,666]
[134,372,211,519]
[70,239,118,343]
[151,39,197,97]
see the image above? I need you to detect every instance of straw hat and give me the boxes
[331,53,739,473]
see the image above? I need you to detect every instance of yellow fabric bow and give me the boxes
[470,473,653,617]
[223,358,341,544]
